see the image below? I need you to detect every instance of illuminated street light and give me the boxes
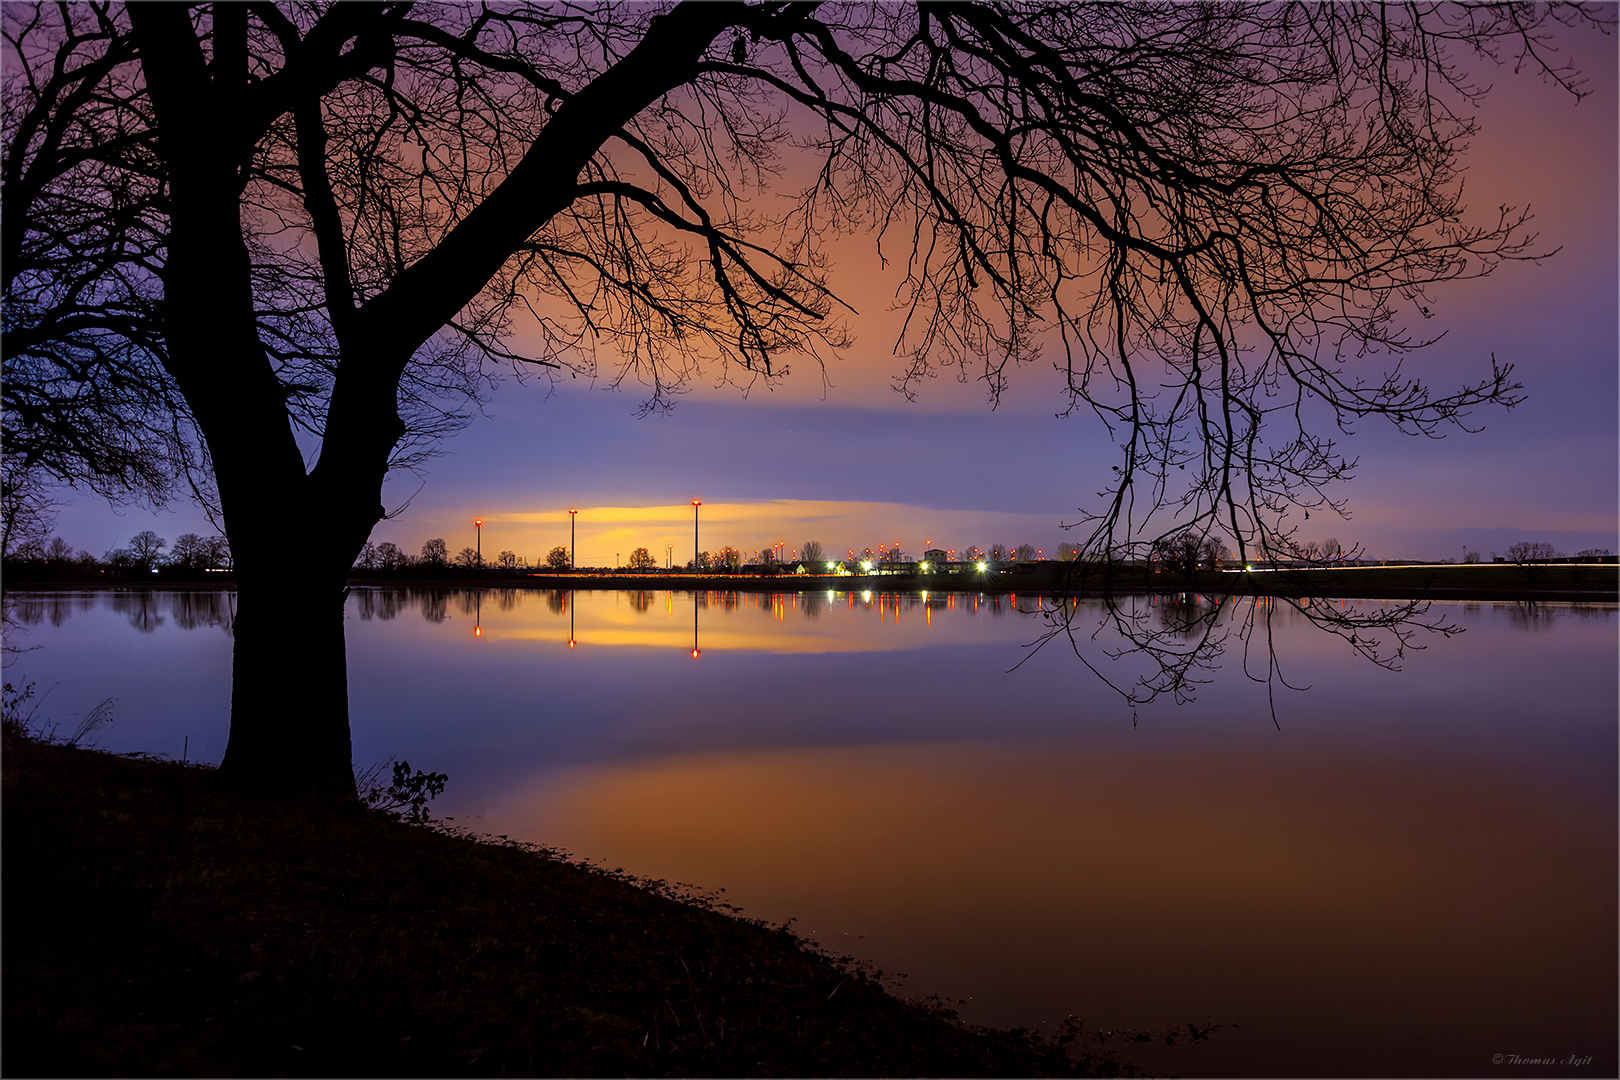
[568,508,577,570]
[474,518,483,568]
[692,499,701,569]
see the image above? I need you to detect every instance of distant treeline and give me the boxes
[10,527,1606,585]
[3,530,231,582]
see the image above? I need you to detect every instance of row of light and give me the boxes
[479,512,1039,571]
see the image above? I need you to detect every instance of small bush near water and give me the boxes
[2,730,1146,1077]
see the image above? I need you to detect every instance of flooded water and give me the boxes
[4,586,1615,1077]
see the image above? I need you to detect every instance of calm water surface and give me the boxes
[5,586,1615,1077]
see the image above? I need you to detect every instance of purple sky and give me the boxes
[54,25,1618,566]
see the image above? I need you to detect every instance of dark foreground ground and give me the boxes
[2,733,1148,1078]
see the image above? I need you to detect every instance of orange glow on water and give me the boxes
[495,742,1616,1076]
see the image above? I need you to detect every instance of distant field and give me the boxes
[12,562,1614,603]
[1010,561,1620,602]
[371,561,1619,602]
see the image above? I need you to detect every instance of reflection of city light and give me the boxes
[691,648,701,658]
[568,639,576,648]
[474,626,482,637]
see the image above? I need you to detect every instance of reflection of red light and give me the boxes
[691,648,700,658]
[568,639,575,648]
[474,626,482,637]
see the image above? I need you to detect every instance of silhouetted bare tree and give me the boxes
[0,454,58,561]
[127,529,165,571]
[1507,541,1558,565]
[419,538,448,571]
[4,2,1606,792]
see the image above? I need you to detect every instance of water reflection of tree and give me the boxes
[9,595,46,627]
[1151,593,1217,639]
[1040,580,1460,722]
[801,593,825,620]
[418,591,449,625]
[109,591,163,634]
[168,591,234,633]
[545,591,567,616]
[628,591,653,614]
[1504,601,1564,632]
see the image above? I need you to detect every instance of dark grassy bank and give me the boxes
[2,733,1138,1078]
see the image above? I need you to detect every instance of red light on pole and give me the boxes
[474,519,483,568]
[568,508,577,570]
[692,499,701,570]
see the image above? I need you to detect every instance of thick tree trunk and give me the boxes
[123,3,738,798]
[129,7,378,799]
[219,571,356,797]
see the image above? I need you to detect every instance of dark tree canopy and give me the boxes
[1,1,1607,791]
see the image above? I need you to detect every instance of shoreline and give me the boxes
[2,733,1122,1077]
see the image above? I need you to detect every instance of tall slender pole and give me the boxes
[692,499,701,570]
[569,508,577,570]
[474,518,482,568]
